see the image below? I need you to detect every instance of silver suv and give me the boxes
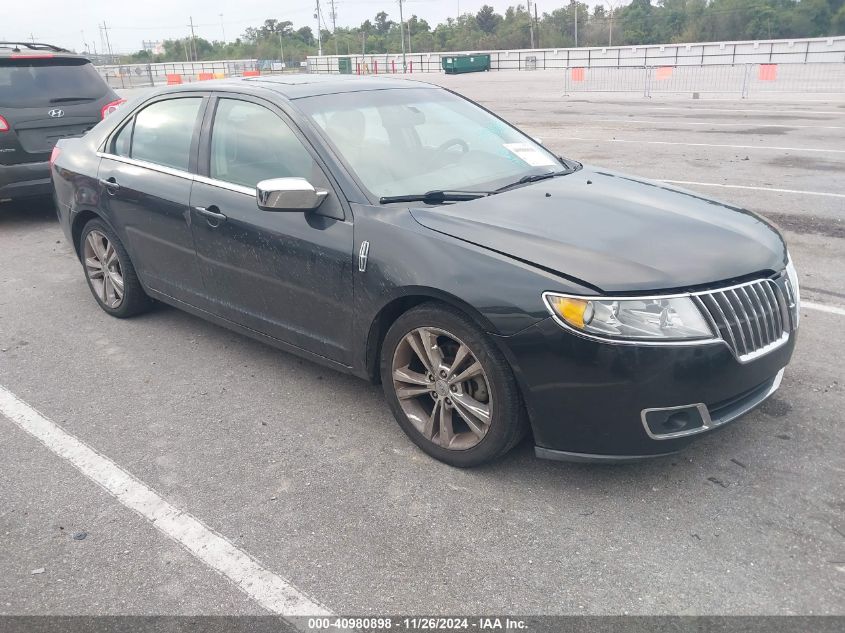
[0,42,123,201]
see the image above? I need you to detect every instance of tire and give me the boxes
[381,302,528,467]
[78,218,152,318]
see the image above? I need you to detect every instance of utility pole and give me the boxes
[315,1,323,56]
[398,0,406,72]
[573,2,578,48]
[527,0,534,49]
[534,3,539,49]
[188,16,197,61]
[279,32,285,70]
[102,22,114,61]
[329,0,337,32]
[219,14,226,43]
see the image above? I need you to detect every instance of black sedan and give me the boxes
[51,75,799,467]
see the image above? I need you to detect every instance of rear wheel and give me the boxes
[381,303,527,467]
[79,219,151,318]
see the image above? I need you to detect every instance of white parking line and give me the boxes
[804,301,845,316]
[559,136,845,154]
[0,385,332,618]
[646,106,845,116]
[589,119,845,130]
[659,180,845,199]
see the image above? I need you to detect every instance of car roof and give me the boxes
[0,42,85,60]
[155,74,440,100]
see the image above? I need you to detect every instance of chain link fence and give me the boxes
[96,60,280,89]
[562,63,845,97]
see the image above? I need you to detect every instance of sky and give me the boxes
[1,0,608,55]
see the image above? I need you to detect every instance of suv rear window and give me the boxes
[0,57,108,108]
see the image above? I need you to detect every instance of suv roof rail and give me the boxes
[0,42,74,53]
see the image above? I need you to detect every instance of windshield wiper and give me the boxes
[379,190,492,205]
[49,97,95,103]
[494,170,570,193]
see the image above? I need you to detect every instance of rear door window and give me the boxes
[0,58,109,107]
[130,98,202,171]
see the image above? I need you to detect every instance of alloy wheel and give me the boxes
[83,230,125,309]
[391,327,493,450]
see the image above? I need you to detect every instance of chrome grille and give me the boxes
[693,279,789,361]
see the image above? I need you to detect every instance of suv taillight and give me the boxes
[0,115,9,132]
[101,99,126,119]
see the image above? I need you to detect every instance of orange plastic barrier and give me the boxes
[213,72,225,79]
[656,66,673,80]
[758,64,777,81]
[243,70,260,77]
[571,67,585,82]
[166,74,182,85]
[197,73,214,81]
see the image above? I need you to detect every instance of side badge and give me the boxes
[358,241,370,273]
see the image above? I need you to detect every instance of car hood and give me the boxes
[409,167,787,293]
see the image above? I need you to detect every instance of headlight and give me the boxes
[543,293,714,341]
[785,253,800,327]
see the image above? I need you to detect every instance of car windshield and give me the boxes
[297,87,564,200]
[0,58,108,108]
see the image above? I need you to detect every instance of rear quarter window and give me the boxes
[0,58,109,108]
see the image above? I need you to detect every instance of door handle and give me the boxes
[193,205,227,227]
[98,177,120,194]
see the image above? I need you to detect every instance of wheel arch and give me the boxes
[70,209,107,259]
[364,286,498,383]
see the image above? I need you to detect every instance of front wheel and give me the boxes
[381,303,527,467]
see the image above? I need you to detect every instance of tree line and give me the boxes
[122,1,845,65]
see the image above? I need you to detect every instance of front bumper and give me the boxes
[493,317,796,460]
[0,160,52,199]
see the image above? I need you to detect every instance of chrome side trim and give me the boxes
[97,152,257,197]
[96,152,194,181]
[193,175,256,196]
[641,367,785,441]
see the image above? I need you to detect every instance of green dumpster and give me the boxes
[441,54,491,74]
[338,57,353,74]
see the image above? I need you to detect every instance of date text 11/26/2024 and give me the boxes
[307,617,528,630]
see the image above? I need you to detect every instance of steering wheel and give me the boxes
[436,138,469,156]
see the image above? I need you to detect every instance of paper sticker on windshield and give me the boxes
[503,143,557,167]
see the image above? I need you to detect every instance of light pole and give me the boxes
[398,0,406,72]
[219,14,225,43]
[279,32,285,72]
[606,1,622,48]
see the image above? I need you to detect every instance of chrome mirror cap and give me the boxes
[256,177,328,212]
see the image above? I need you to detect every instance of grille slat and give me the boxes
[761,282,784,335]
[751,283,776,344]
[697,279,788,361]
[727,289,753,355]
[738,286,764,349]
[752,285,778,343]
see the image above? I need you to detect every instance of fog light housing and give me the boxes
[642,404,708,439]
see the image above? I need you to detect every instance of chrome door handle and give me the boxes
[99,178,120,194]
[193,205,227,226]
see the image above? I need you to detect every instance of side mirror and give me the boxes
[256,177,328,212]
